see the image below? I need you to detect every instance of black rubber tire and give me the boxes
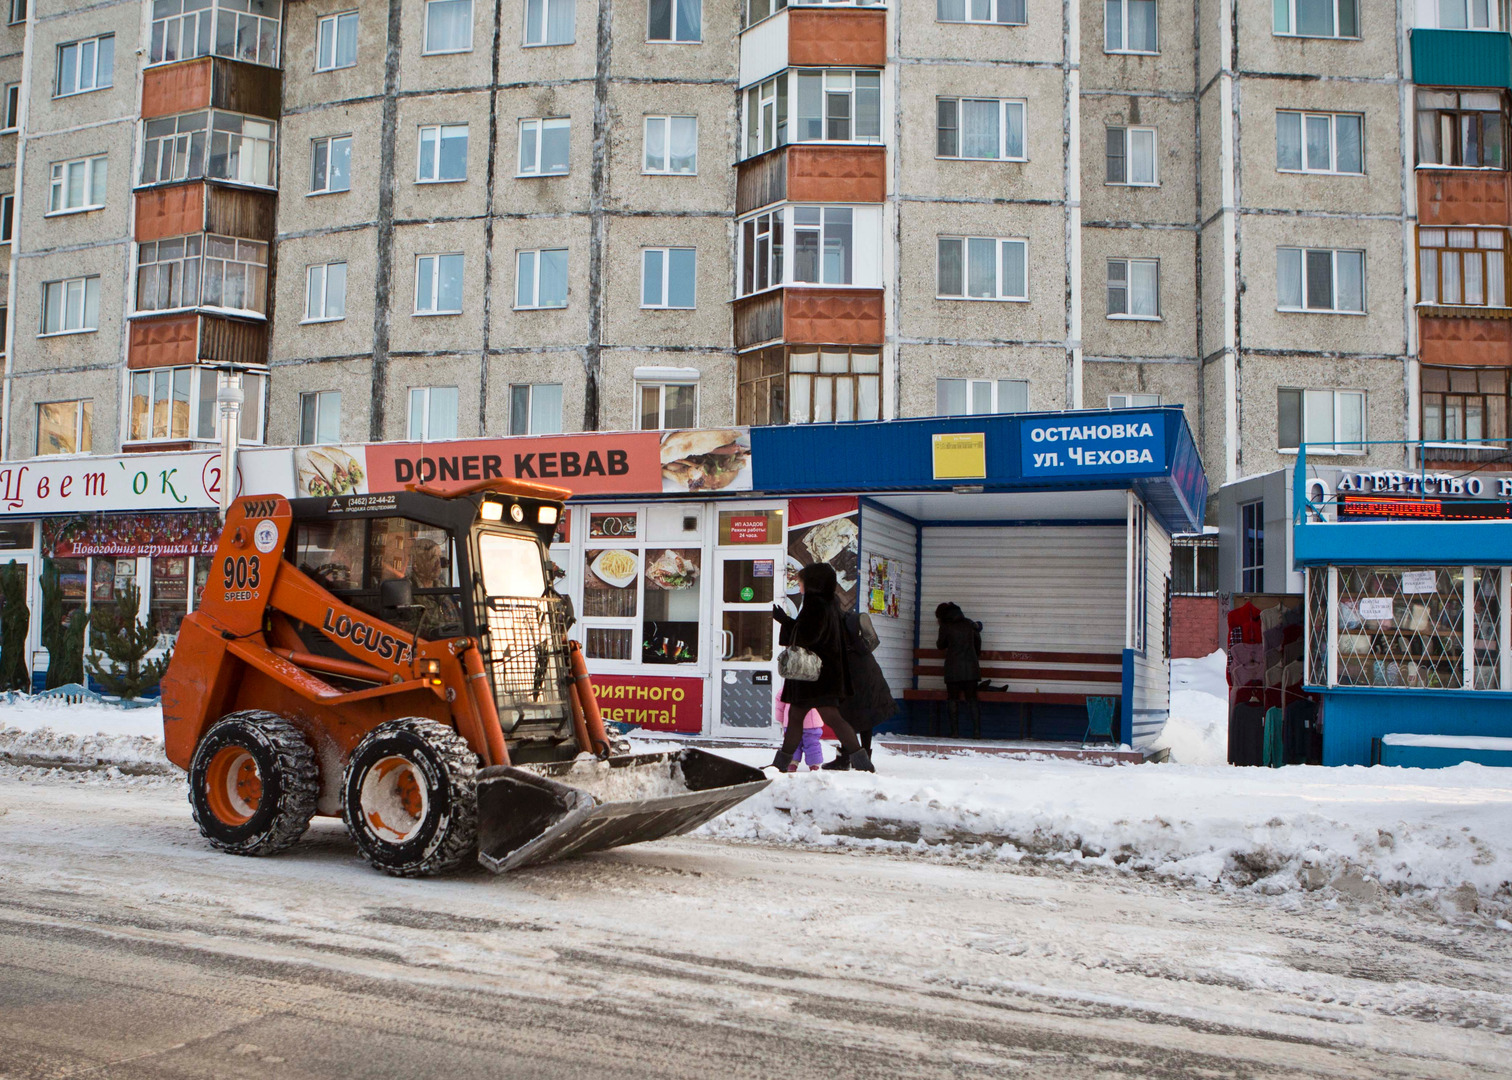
[342,718,478,877]
[188,711,319,856]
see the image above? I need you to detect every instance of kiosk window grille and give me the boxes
[1307,568,1328,685]
[1473,568,1501,690]
[1335,567,1464,690]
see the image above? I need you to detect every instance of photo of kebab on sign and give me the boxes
[786,512,860,610]
[660,429,752,492]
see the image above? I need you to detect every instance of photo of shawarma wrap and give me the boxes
[660,429,752,492]
[295,447,368,497]
[787,512,861,605]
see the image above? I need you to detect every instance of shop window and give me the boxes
[1273,0,1356,37]
[149,0,280,66]
[299,389,341,445]
[938,0,1026,23]
[518,118,569,176]
[1334,567,1467,689]
[36,399,91,455]
[1276,111,1363,175]
[425,0,472,52]
[937,378,1027,416]
[1106,258,1159,318]
[418,124,468,182]
[1171,537,1218,595]
[1106,125,1157,185]
[56,35,113,97]
[644,116,696,174]
[1421,366,1510,443]
[1276,247,1364,313]
[305,261,347,322]
[49,155,108,214]
[648,0,700,41]
[936,236,1027,300]
[130,366,265,444]
[1416,90,1505,169]
[738,345,881,426]
[638,382,696,429]
[136,235,269,316]
[139,111,277,188]
[408,386,459,441]
[641,248,696,309]
[524,0,573,45]
[1109,392,1161,408]
[415,253,464,315]
[40,275,100,334]
[310,134,351,194]
[316,11,358,70]
[1240,500,1263,592]
[150,556,191,640]
[936,97,1025,160]
[0,522,33,549]
[516,249,568,309]
[509,383,563,434]
[1106,0,1157,52]
[1278,388,1365,453]
[1419,229,1507,307]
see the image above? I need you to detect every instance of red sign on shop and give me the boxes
[589,674,703,734]
[726,516,770,543]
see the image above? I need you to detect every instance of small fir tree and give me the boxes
[0,560,31,691]
[39,560,88,689]
[86,581,170,699]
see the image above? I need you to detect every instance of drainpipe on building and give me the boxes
[217,374,244,522]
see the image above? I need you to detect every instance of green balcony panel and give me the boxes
[1412,28,1512,89]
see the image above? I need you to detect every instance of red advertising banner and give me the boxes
[588,673,704,734]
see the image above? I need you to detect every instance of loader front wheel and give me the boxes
[343,719,478,877]
[188,712,319,856]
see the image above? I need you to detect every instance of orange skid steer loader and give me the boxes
[160,480,768,876]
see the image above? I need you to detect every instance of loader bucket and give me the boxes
[474,749,770,873]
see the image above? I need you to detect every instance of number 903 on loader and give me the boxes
[160,479,769,877]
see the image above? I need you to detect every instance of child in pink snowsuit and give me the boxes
[775,702,826,771]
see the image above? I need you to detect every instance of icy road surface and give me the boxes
[1,774,1509,1079]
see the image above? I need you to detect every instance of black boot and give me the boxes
[947,701,959,739]
[848,748,875,773]
[821,750,851,771]
[771,748,794,772]
[970,700,982,740]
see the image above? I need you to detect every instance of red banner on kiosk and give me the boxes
[589,674,703,734]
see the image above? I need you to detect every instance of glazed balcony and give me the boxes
[739,5,886,87]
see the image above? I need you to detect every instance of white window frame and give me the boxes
[315,10,358,71]
[1418,227,1509,308]
[0,193,12,242]
[423,0,473,53]
[1109,392,1161,408]
[647,0,700,41]
[936,236,1028,301]
[1278,387,1366,454]
[298,389,341,445]
[635,381,698,429]
[1105,0,1158,53]
[1276,110,1364,175]
[127,366,267,445]
[641,247,697,309]
[408,386,459,440]
[36,399,91,455]
[414,252,464,315]
[304,261,347,322]
[309,133,352,194]
[149,0,281,67]
[40,276,101,335]
[516,249,569,309]
[792,69,883,145]
[744,75,785,158]
[417,123,468,183]
[55,35,114,98]
[1433,0,1499,28]
[936,0,1026,25]
[1106,258,1160,319]
[2,84,19,132]
[1276,246,1366,314]
[936,97,1026,161]
[524,0,575,45]
[1273,0,1358,37]
[48,155,108,215]
[1106,125,1158,185]
[937,378,1029,416]
[643,115,697,175]
[517,117,569,177]
[509,383,564,434]
[137,235,269,316]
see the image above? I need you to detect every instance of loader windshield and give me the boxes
[478,532,547,598]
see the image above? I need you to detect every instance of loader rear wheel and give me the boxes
[188,712,319,856]
[342,719,478,877]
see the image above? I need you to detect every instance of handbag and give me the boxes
[778,645,822,682]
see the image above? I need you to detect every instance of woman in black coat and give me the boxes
[771,563,873,773]
[936,602,983,739]
[835,609,895,760]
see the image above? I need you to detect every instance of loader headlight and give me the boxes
[537,506,559,526]
[422,658,442,686]
[480,500,504,522]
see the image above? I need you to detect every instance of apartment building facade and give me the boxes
[0,0,1502,511]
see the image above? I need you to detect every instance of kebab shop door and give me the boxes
[712,506,785,738]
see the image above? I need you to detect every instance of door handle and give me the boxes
[721,630,733,660]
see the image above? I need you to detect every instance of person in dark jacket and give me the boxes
[935,602,983,739]
[771,563,873,773]
[828,609,895,768]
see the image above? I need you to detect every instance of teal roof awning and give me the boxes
[1412,28,1512,88]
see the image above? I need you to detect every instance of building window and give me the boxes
[1419,228,1507,307]
[408,386,459,440]
[518,118,569,176]
[136,235,268,315]
[136,236,201,312]
[739,209,783,294]
[516,249,568,309]
[525,0,574,45]
[415,253,464,314]
[737,205,883,295]
[1277,247,1365,313]
[1434,0,1498,28]
[149,0,281,67]
[648,0,700,41]
[1109,392,1161,407]
[1273,0,1357,37]
[36,400,91,455]
[641,248,696,309]
[1106,125,1157,184]
[8,0,23,24]
[937,0,1025,24]
[1415,90,1505,168]
[1105,0,1157,52]
[644,115,697,174]
[140,111,277,188]
[310,134,351,194]
[737,345,882,425]
[509,383,563,434]
[316,11,358,70]
[937,378,1028,416]
[795,70,881,143]
[56,35,114,97]
[744,76,786,157]
[2,84,19,131]
[1107,258,1159,318]
[794,207,853,285]
[1239,501,1263,592]
[130,367,266,443]
[0,194,11,242]
[937,97,1025,160]
[1277,111,1363,174]
[418,124,468,182]
[41,276,100,334]
[305,261,347,321]
[1421,366,1509,443]
[424,0,472,52]
[638,383,697,429]
[1278,388,1364,453]
[299,390,341,445]
[1171,537,1218,595]
[937,236,1027,301]
[49,156,108,214]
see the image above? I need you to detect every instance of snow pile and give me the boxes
[698,748,1512,908]
[0,697,173,774]
[1152,649,1229,765]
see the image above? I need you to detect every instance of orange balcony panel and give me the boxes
[1417,169,1512,227]
[787,144,886,203]
[141,59,212,119]
[135,184,206,243]
[784,288,884,345]
[1418,312,1512,367]
[787,8,886,68]
[129,313,199,369]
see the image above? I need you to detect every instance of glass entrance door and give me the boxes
[712,549,783,738]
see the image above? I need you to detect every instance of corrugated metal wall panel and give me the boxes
[919,527,1125,653]
[859,504,916,697]
[1132,510,1172,749]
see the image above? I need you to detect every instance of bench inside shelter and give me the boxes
[904,648,1123,741]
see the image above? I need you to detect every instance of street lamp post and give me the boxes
[217,373,244,522]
